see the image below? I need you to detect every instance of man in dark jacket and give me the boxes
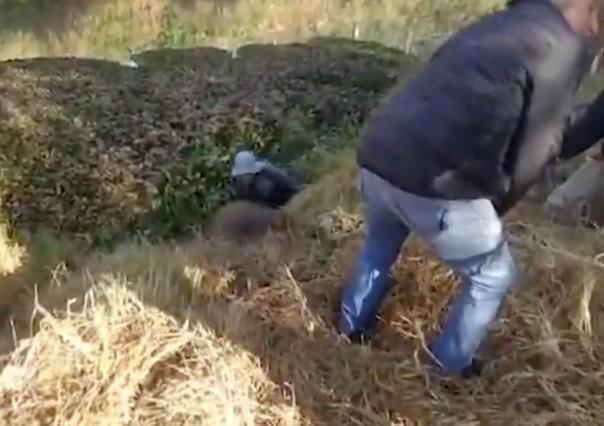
[230,150,299,208]
[338,0,604,378]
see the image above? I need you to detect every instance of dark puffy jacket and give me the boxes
[230,165,298,208]
[357,0,604,215]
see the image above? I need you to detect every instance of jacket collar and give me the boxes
[508,0,595,84]
[508,0,590,40]
[506,0,556,7]
[506,0,564,16]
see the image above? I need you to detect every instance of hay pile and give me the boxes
[0,38,411,239]
[0,282,299,425]
[1,163,603,424]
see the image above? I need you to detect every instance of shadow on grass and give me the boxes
[0,224,87,359]
[3,204,604,424]
[0,221,497,425]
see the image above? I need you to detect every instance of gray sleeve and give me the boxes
[498,38,589,215]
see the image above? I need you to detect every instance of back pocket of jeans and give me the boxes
[434,201,503,260]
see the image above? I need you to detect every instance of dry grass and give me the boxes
[0,225,25,277]
[0,282,300,425]
[0,154,603,425]
[0,224,27,321]
[0,0,504,61]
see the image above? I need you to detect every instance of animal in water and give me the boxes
[206,200,289,242]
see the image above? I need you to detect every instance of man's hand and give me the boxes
[493,198,511,217]
[559,91,604,160]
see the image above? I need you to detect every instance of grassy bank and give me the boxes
[0,3,604,424]
[1,150,604,425]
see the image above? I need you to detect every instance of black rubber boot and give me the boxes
[460,358,483,379]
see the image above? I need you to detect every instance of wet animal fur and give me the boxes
[206,200,289,242]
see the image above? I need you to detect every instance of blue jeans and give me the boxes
[339,168,518,375]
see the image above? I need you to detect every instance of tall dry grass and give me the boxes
[0,225,25,278]
[0,154,603,425]
[0,223,27,324]
[0,0,504,61]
